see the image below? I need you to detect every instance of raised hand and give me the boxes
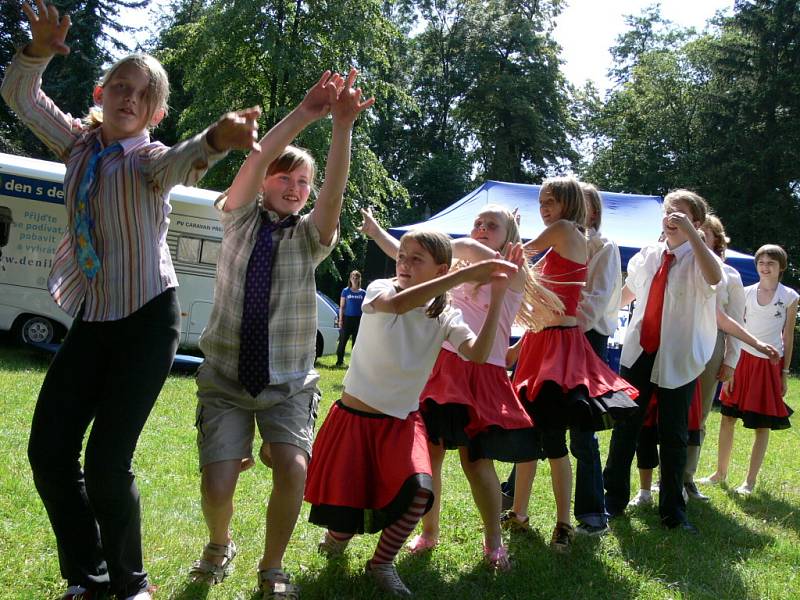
[664,211,694,234]
[23,0,71,58]
[360,206,381,238]
[298,71,344,122]
[331,68,375,126]
[207,106,262,153]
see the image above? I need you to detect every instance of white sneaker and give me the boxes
[735,483,754,495]
[627,489,653,507]
[124,592,152,600]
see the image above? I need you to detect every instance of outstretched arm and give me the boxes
[223,71,343,212]
[360,206,400,259]
[311,68,375,246]
[368,259,518,316]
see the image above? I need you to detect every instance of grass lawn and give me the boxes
[1,337,799,600]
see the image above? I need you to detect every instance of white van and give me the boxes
[0,152,339,357]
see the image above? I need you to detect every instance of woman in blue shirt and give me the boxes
[336,270,366,366]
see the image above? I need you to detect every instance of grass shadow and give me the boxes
[728,488,800,536]
[612,498,773,599]
[169,580,210,600]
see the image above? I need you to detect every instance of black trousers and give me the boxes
[27,289,180,596]
[335,315,361,364]
[603,351,695,526]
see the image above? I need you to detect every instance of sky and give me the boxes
[121,0,734,91]
[553,0,734,92]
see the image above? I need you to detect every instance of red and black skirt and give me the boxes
[305,401,434,534]
[720,352,792,430]
[420,349,543,462]
[513,326,639,431]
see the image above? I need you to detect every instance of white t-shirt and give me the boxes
[738,282,799,359]
[621,241,719,389]
[343,279,476,419]
[577,229,622,337]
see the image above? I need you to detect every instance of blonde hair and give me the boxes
[469,204,564,330]
[702,214,729,259]
[86,54,170,130]
[541,176,586,227]
[581,182,603,231]
[399,230,452,319]
[663,189,708,225]
[266,145,318,194]
[755,244,788,273]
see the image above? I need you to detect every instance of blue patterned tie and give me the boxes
[238,212,298,397]
[74,140,121,279]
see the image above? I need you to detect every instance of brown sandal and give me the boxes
[188,540,237,584]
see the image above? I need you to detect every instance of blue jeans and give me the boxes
[572,329,609,527]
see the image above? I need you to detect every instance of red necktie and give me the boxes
[639,251,675,354]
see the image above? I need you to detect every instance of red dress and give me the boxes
[513,249,638,431]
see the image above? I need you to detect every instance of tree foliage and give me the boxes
[1,0,150,157]
[581,0,800,280]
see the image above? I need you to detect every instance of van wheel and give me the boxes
[17,315,56,345]
[316,331,324,359]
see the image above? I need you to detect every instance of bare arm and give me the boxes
[360,207,400,259]
[368,259,518,316]
[781,299,798,395]
[716,307,779,360]
[620,284,636,308]
[458,275,509,364]
[522,219,570,255]
[310,69,375,246]
[223,72,343,212]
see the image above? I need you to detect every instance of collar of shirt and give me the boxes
[90,128,150,155]
[662,239,692,261]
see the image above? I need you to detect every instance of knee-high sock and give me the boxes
[371,489,432,564]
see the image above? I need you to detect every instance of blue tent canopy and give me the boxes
[388,180,758,285]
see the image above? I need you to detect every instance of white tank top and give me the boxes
[741,282,799,358]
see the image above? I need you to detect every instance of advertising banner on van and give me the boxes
[0,173,65,289]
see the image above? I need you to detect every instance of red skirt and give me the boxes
[642,381,703,446]
[419,349,542,462]
[513,327,639,431]
[305,401,433,534]
[720,352,792,430]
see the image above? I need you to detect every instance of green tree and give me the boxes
[151,0,408,283]
[1,0,151,157]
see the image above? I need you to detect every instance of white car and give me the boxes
[315,292,339,358]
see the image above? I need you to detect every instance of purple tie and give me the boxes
[238,212,298,397]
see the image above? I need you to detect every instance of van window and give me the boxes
[200,240,220,265]
[177,237,201,263]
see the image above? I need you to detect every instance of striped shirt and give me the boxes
[198,194,337,385]
[1,51,225,321]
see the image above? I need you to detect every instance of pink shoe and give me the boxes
[405,534,438,554]
[483,544,511,572]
